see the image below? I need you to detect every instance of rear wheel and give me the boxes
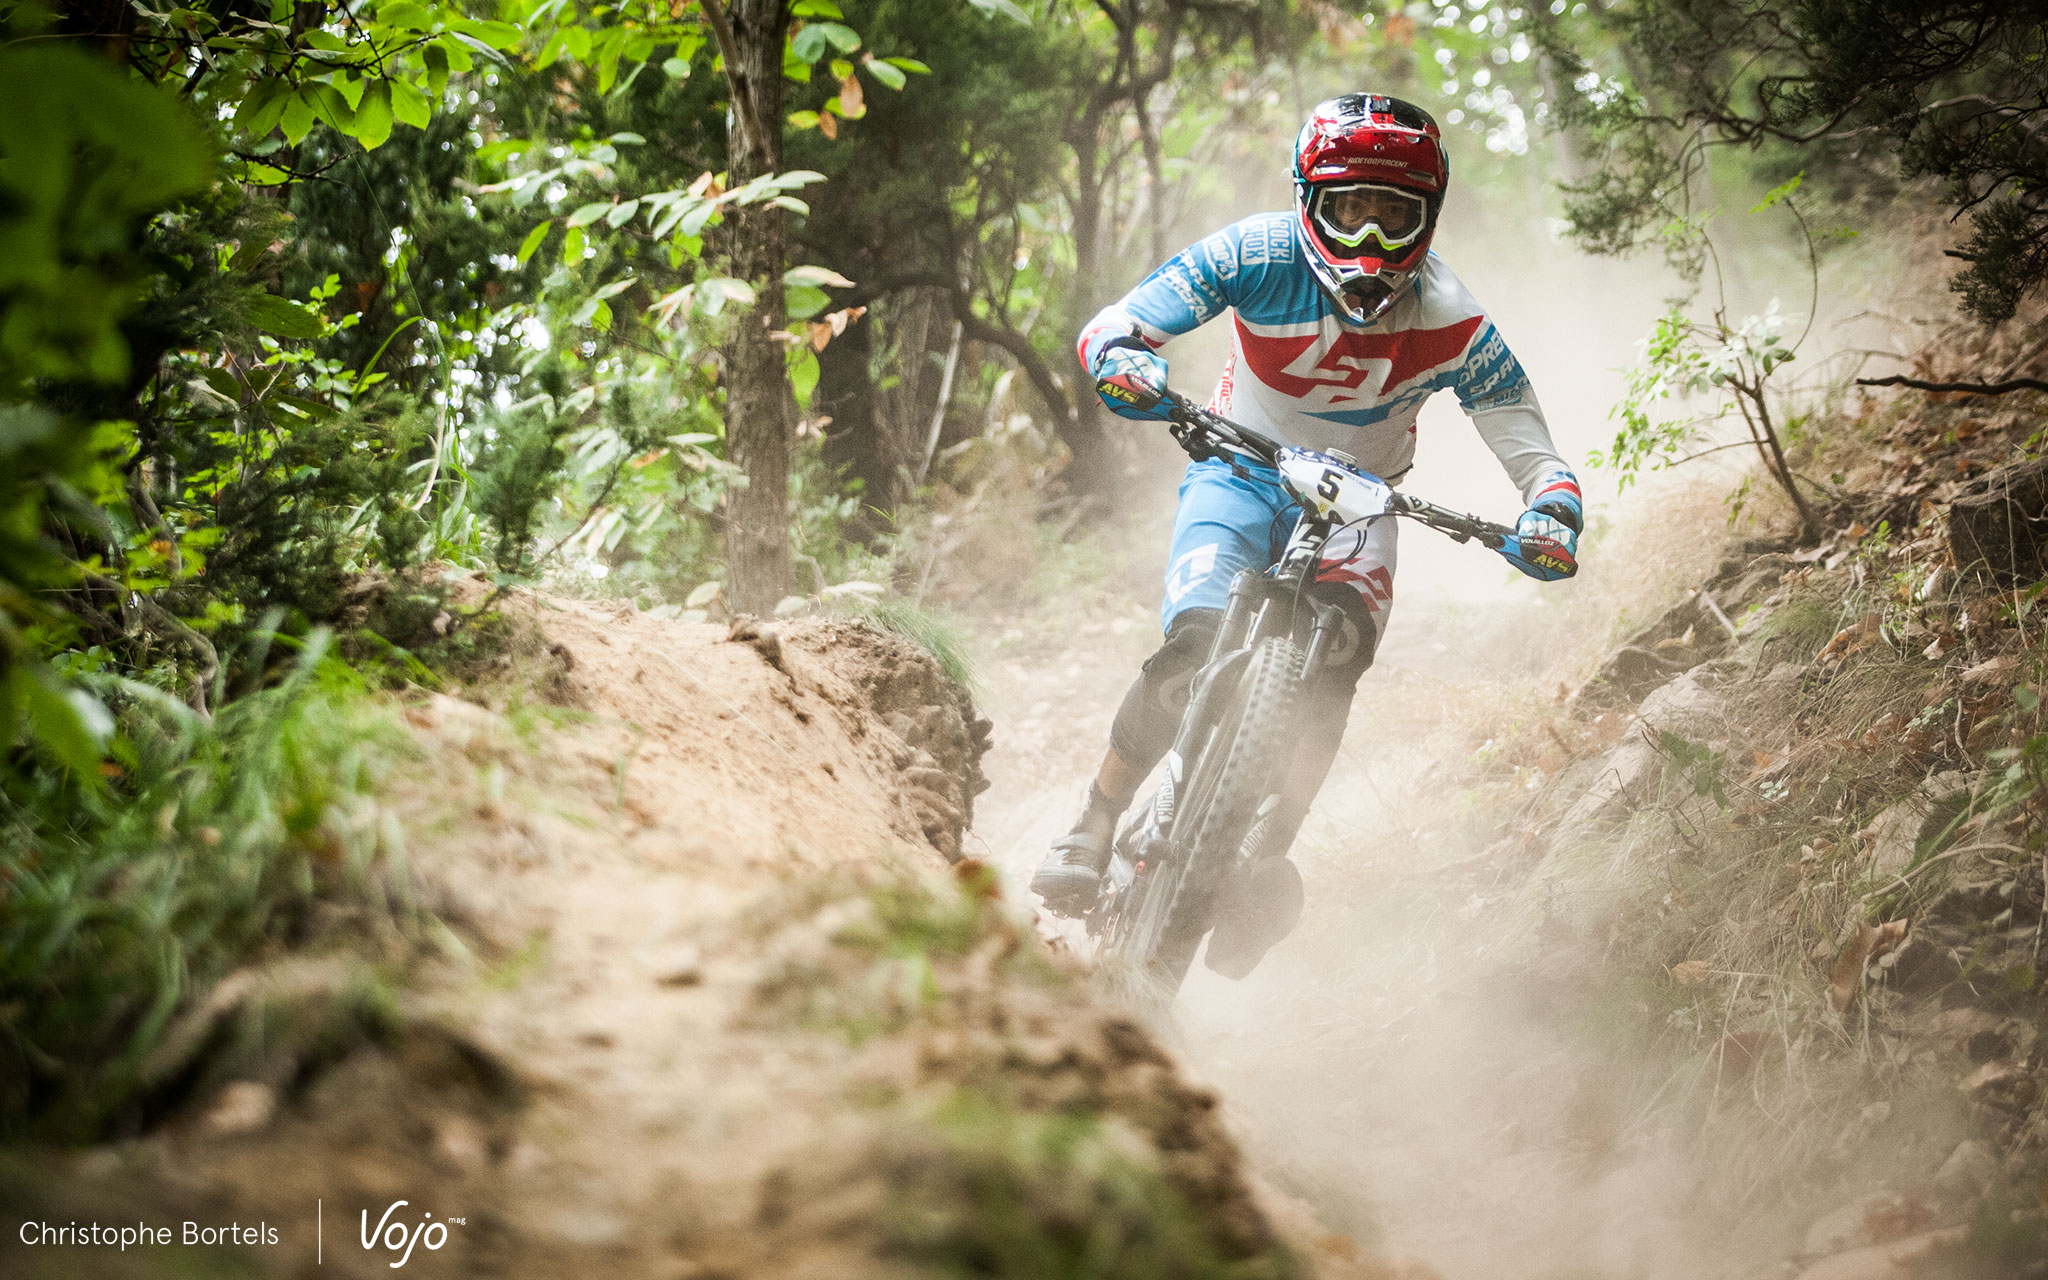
[1123,635,1302,989]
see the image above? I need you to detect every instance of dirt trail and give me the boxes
[11,595,1319,1279]
[962,495,1788,1279]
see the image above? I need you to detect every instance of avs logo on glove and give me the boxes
[1519,535,1575,576]
[1097,373,1162,410]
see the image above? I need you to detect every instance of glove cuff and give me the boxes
[1530,473,1583,533]
[1093,333,1151,371]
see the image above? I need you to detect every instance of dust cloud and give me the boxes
[967,136,1922,1277]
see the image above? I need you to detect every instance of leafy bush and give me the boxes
[0,634,410,1138]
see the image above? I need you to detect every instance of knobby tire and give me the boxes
[1132,635,1302,990]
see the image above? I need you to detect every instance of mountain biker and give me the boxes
[1029,93,1583,978]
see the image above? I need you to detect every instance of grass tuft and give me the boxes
[885,1089,1299,1280]
[830,595,980,693]
[0,631,412,1139]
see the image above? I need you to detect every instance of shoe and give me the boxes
[1030,830,1111,917]
[1203,855,1304,979]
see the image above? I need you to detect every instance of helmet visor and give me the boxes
[1310,183,1429,253]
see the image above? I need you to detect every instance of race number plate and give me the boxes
[1277,448,1394,527]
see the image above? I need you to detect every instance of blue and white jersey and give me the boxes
[1078,211,1573,506]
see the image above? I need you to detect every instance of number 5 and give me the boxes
[1316,469,1342,502]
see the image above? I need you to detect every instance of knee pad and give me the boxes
[1108,608,1221,768]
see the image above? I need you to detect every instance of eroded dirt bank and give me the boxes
[4,596,1332,1279]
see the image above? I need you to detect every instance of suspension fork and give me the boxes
[1204,569,1263,666]
[1297,598,1347,688]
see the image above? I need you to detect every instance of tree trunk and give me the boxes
[714,0,794,613]
[817,308,899,539]
[1060,111,1120,495]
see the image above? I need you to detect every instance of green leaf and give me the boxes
[883,57,931,74]
[234,160,293,185]
[675,202,719,238]
[327,73,366,111]
[307,82,356,132]
[966,0,1031,24]
[605,199,640,227]
[791,0,843,15]
[786,284,829,319]
[517,220,553,266]
[233,77,289,137]
[864,59,905,90]
[354,80,395,149]
[435,32,477,73]
[662,56,691,79]
[791,24,829,62]
[610,131,647,146]
[280,89,318,145]
[452,18,522,49]
[245,292,325,339]
[1750,171,1805,213]
[534,27,568,70]
[696,276,756,316]
[423,41,450,94]
[788,109,821,129]
[958,0,1024,23]
[562,25,592,60]
[817,21,859,51]
[11,665,111,776]
[379,0,433,29]
[566,202,612,229]
[391,77,431,129]
[784,264,854,289]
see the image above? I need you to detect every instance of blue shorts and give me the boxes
[1159,458,1400,634]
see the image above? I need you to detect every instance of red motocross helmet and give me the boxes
[1293,94,1449,324]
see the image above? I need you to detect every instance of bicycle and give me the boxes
[1083,387,1568,992]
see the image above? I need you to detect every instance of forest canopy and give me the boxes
[3,0,2042,927]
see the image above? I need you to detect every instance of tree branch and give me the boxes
[80,573,218,716]
[1857,374,2048,396]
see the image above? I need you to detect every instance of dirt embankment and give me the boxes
[5,596,1319,1279]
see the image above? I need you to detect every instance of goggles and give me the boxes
[1309,182,1430,253]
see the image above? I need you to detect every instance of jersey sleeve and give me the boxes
[1451,319,1578,507]
[1076,221,1252,372]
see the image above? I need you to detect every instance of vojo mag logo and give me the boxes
[356,1200,464,1268]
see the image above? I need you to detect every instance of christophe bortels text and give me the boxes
[18,1220,280,1249]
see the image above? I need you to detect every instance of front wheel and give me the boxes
[1119,635,1302,989]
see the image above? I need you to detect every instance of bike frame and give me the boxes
[1089,390,1523,948]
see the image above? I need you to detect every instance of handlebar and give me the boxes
[1157,390,1518,550]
